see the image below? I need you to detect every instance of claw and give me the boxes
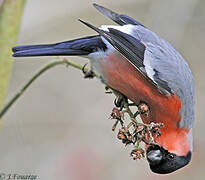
[82,63,88,74]
[114,94,128,110]
[105,86,112,94]
[114,98,121,107]
[82,63,95,79]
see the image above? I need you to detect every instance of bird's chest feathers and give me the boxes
[92,52,190,156]
[94,52,182,125]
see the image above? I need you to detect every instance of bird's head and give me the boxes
[146,144,191,174]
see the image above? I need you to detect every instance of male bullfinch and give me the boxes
[12,4,195,174]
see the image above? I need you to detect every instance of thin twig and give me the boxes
[0,59,91,119]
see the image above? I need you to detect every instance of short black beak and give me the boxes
[147,150,162,165]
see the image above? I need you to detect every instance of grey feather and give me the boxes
[79,19,161,91]
[132,26,195,128]
[79,19,195,129]
[93,3,143,26]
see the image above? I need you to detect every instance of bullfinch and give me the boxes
[12,4,195,174]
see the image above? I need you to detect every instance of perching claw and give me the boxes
[82,63,95,79]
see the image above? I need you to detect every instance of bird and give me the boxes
[12,4,195,174]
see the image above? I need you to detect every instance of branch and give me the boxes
[0,59,92,119]
[0,57,163,160]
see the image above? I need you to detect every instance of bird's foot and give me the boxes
[82,63,95,79]
[114,93,128,110]
[105,86,112,94]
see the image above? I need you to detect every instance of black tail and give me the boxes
[12,35,106,57]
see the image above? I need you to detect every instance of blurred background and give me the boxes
[1,0,205,179]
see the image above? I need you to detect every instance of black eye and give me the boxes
[168,154,174,159]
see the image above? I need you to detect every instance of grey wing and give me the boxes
[145,42,195,129]
[79,20,172,95]
[93,3,144,26]
[129,25,195,128]
[79,20,194,129]
[92,4,177,94]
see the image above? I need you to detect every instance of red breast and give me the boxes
[98,52,190,155]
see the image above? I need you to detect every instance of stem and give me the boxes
[133,111,140,118]
[124,103,134,118]
[0,59,90,119]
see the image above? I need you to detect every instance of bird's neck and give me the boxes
[155,127,191,156]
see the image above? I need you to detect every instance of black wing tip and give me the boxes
[12,46,18,56]
[12,46,22,57]
[78,19,102,35]
[92,3,119,18]
[93,3,106,12]
[12,51,25,57]
[78,19,92,29]
[78,19,86,24]
[93,3,117,14]
[12,50,27,57]
[12,53,17,57]
[92,3,100,9]
[12,46,18,53]
[12,53,25,58]
[93,3,144,27]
